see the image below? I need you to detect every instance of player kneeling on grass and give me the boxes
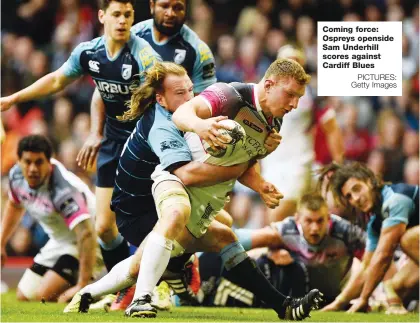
[65,60,324,320]
[232,192,366,305]
[320,162,419,313]
[0,135,104,303]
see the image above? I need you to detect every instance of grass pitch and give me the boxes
[1,291,419,322]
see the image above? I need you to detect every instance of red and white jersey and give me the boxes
[8,159,95,244]
[196,82,282,166]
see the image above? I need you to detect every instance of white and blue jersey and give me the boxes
[367,184,419,252]
[61,32,161,142]
[111,103,191,216]
[132,19,216,93]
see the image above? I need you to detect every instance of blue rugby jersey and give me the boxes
[111,103,191,215]
[132,19,216,93]
[61,32,161,143]
[367,183,419,251]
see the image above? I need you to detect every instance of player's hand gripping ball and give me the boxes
[204,119,246,158]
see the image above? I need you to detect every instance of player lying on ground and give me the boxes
[1,135,103,302]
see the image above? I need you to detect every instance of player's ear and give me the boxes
[264,79,274,92]
[156,93,164,106]
[98,9,105,24]
[149,0,155,14]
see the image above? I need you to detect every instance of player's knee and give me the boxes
[400,229,417,255]
[162,205,190,230]
[16,288,29,301]
[156,187,190,222]
[216,227,237,250]
[95,220,116,240]
[216,210,233,228]
[17,269,42,301]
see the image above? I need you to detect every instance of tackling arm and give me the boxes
[172,161,249,187]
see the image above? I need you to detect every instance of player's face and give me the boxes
[100,2,134,42]
[298,206,329,245]
[151,0,186,36]
[157,73,193,112]
[341,178,374,213]
[19,151,51,189]
[263,77,305,118]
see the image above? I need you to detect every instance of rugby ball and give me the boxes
[203,119,246,158]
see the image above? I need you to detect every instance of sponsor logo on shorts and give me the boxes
[201,202,214,220]
[243,119,263,133]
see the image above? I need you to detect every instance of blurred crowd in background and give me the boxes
[1,0,419,257]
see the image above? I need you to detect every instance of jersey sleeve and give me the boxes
[344,222,366,260]
[131,20,150,36]
[8,176,21,206]
[147,124,192,171]
[191,40,217,93]
[61,42,89,78]
[51,169,92,230]
[198,83,241,118]
[134,38,162,82]
[366,216,380,252]
[382,193,415,229]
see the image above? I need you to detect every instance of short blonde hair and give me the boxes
[264,58,311,86]
[298,192,328,212]
[118,61,187,121]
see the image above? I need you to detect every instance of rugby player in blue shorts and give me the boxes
[321,162,419,313]
[0,0,161,275]
[77,0,217,285]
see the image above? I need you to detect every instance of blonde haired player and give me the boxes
[65,60,323,320]
[261,45,344,223]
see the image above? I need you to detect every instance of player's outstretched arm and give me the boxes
[172,161,249,187]
[0,200,25,267]
[0,68,76,112]
[172,96,231,150]
[322,251,373,312]
[57,219,96,303]
[236,226,283,251]
[77,88,105,170]
[348,224,406,313]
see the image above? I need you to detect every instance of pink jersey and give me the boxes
[8,159,95,244]
[197,82,282,166]
[272,214,365,299]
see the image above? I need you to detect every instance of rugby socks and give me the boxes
[234,228,254,251]
[220,242,286,314]
[81,256,136,300]
[133,231,173,300]
[98,233,130,272]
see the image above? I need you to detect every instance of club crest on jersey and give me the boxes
[174,49,186,64]
[122,64,132,80]
[89,60,100,73]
